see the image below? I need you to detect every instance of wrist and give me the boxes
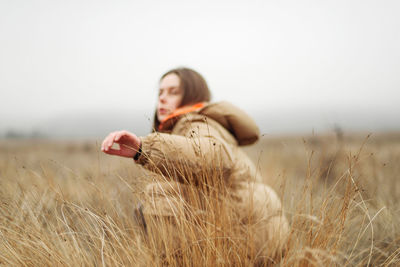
[133,141,142,161]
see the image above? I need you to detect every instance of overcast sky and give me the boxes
[1,0,399,136]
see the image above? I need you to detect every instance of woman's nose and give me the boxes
[159,92,167,103]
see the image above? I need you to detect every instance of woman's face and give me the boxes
[157,73,184,122]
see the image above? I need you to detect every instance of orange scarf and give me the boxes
[158,102,206,131]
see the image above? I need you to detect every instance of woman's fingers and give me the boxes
[101,130,139,158]
[101,137,108,151]
[101,132,118,151]
[102,136,111,151]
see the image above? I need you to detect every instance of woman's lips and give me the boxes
[159,108,168,114]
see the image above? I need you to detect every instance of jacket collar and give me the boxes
[158,102,207,131]
[157,101,260,145]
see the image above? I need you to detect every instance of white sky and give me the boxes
[1,0,399,134]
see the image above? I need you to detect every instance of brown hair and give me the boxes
[152,67,211,131]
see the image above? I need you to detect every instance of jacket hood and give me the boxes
[199,101,260,146]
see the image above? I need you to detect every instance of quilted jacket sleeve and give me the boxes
[136,117,235,185]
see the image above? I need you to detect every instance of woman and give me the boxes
[101,67,289,263]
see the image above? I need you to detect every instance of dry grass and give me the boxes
[0,131,399,266]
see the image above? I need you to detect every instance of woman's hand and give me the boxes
[101,130,141,158]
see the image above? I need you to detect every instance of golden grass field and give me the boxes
[0,131,399,266]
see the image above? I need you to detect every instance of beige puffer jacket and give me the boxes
[136,101,288,260]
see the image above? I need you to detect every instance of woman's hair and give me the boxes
[152,67,211,131]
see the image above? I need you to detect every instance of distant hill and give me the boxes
[1,108,399,139]
[252,108,400,135]
[34,110,153,139]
